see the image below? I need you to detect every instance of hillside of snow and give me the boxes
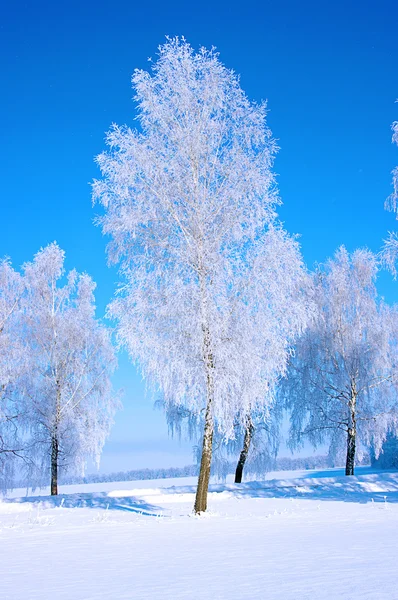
[1,467,397,599]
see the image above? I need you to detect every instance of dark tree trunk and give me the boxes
[345,427,356,476]
[51,433,59,495]
[235,416,254,483]
[345,387,357,476]
[51,382,61,495]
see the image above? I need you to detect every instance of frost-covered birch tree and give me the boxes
[0,259,26,489]
[284,247,398,475]
[22,243,118,494]
[93,38,309,512]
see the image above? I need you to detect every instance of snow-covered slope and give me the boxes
[1,467,397,599]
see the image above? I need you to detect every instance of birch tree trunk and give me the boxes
[345,385,357,476]
[194,392,214,513]
[194,272,215,514]
[235,415,254,483]
[51,383,61,495]
[51,432,59,495]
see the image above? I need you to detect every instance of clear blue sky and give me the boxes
[2,0,398,472]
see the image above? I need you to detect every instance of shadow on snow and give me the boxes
[160,467,398,506]
[4,492,166,517]
[4,467,398,512]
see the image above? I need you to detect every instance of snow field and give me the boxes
[1,468,397,600]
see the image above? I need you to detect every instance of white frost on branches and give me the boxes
[94,38,310,440]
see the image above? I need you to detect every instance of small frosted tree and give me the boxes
[158,396,281,482]
[158,225,310,484]
[94,38,310,512]
[381,117,398,273]
[284,247,398,475]
[233,413,278,483]
[0,259,26,489]
[22,243,118,494]
[225,226,311,483]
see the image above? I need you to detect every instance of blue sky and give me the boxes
[2,0,398,471]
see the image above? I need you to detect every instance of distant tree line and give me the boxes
[26,453,368,488]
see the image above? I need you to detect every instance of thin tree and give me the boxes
[158,398,280,483]
[234,414,255,483]
[284,247,398,475]
[228,226,311,483]
[22,243,118,494]
[94,38,309,512]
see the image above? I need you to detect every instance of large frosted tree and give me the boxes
[93,38,309,512]
[22,243,118,494]
[284,247,398,475]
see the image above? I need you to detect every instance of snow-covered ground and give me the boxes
[1,466,397,599]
